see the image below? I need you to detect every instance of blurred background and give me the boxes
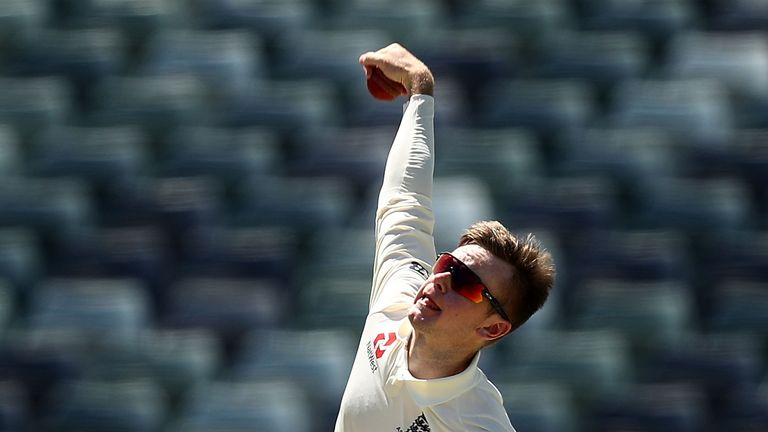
[0,0,766,431]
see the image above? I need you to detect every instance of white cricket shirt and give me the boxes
[334,95,515,432]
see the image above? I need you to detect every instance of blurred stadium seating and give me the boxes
[0,1,765,431]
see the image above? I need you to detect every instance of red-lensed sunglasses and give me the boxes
[433,252,512,323]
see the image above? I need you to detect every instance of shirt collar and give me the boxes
[393,319,484,406]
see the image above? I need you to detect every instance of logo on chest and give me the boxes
[397,413,430,431]
[366,332,397,372]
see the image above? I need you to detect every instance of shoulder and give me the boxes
[436,381,514,432]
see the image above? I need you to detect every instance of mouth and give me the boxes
[415,292,441,311]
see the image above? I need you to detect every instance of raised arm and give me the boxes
[359,44,438,311]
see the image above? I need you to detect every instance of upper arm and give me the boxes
[369,198,436,310]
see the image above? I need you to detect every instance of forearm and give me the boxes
[378,95,435,211]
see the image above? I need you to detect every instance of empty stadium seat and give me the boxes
[581,0,697,39]
[664,31,768,128]
[183,226,297,286]
[0,78,72,136]
[708,279,768,332]
[140,29,265,95]
[432,176,496,253]
[164,277,284,337]
[589,383,707,432]
[0,229,41,293]
[161,126,281,185]
[0,281,13,332]
[726,128,768,186]
[497,176,620,233]
[234,175,354,231]
[665,32,768,99]
[49,227,169,296]
[27,278,151,341]
[698,230,768,285]
[436,128,544,194]
[494,381,579,432]
[45,327,221,398]
[214,79,341,130]
[298,276,371,329]
[535,30,650,85]
[476,79,596,134]
[455,0,574,36]
[564,229,692,286]
[0,380,27,432]
[302,227,375,280]
[88,75,210,135]
[632,176,755,232]
[106,328,220,396]
[59,0,189,41]
[496,330,634,399]
[0,125,22,177]
[289,126,390,190]
[103,177,223,231]
[642,332,763,397]
[570,279,693,349]
[0,177,94,235]
[41,379,167,432]
[6,28,126,85]
[328,0,447,40]
[610,79,733,144]
[554,127,682,184]
[171,379,312,432]
[715,385,768,431]
[189,0,319,38]
[29,125,150,187]
[710,0,768,30]
[0,332,82,415]
[0,0,47,42]
[231,329,356,430]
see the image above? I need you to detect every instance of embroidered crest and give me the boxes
[396,413,430,431]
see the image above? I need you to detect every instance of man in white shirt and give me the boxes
[335,43,556,432]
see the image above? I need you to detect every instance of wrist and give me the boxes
[409,69,434,96]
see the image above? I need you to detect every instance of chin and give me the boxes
[407,305,435,330]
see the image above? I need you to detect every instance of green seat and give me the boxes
[498,330,633,400]
[570,279,693,349]
[495,381,579,432]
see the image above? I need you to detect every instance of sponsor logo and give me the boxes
[396,413,430,432]
[366,340,378,373]
[409,261,429,279]
[373,332,397,359]
[366,332,396,373]
[365,332,397,372]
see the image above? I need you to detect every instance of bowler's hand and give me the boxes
[359,43,434,97]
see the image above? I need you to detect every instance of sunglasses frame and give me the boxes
[435,252,513,323]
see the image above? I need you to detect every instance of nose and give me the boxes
[432,270,451,294]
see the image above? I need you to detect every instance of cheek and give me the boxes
[444,293,484,323]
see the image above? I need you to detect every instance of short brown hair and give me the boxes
[458,220,555,331]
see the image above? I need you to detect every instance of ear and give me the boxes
[477,319,512,342]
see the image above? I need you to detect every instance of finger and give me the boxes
[359,52,385,68]
[371,67,407,96]
[362,65,373,79]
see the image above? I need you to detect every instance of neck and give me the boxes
[407,331,479,380]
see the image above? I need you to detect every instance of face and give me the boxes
[409,244,516,345]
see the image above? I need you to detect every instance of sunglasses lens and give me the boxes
[453,281,484,303]
[435,254,485,304]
